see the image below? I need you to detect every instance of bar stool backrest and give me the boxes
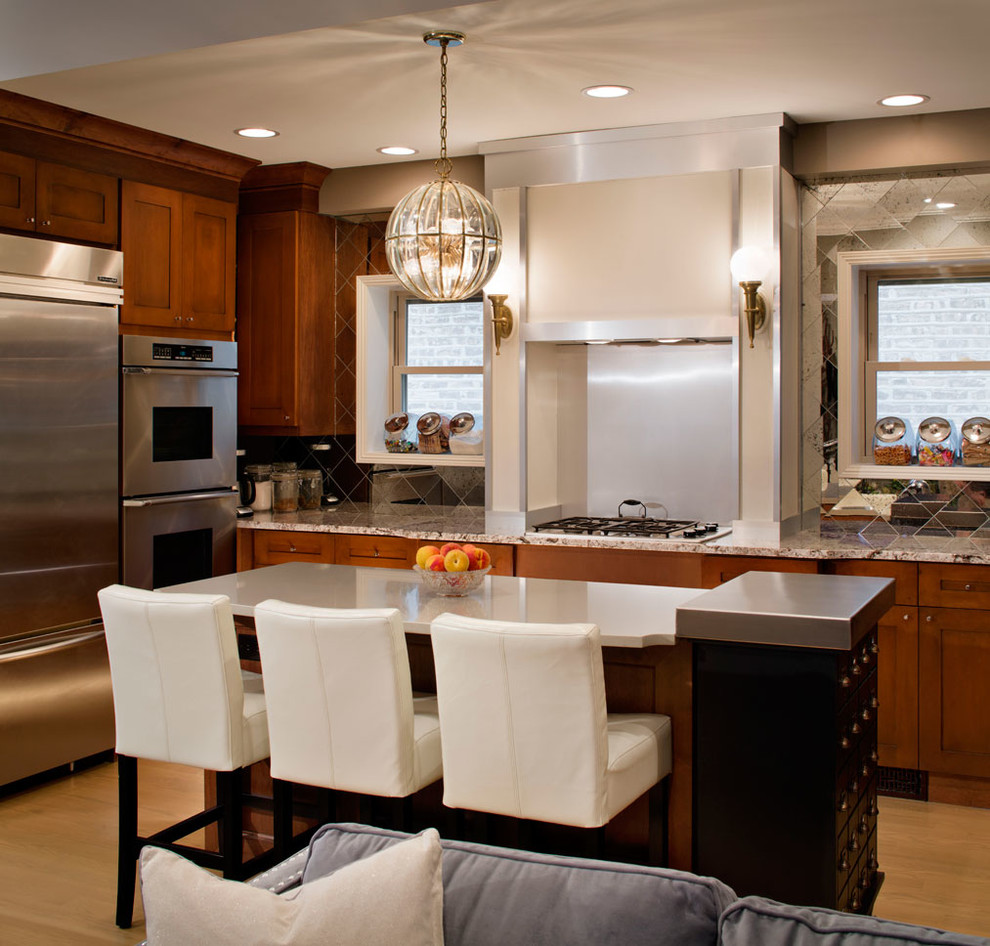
[254,600,418,796]
[430,613,610,827]
[98,584,248,771]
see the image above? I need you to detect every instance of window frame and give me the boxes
[837,247,990,481]
[389,290,485,415]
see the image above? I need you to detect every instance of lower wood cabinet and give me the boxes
[700,554,817,587]
[919,606,990,779]
[875,606,919,769]
[515,544,702,587]
[242,528,514,575]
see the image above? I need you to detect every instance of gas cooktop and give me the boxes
[531,516,731,543]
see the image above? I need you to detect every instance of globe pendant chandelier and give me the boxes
[385,31,502,302]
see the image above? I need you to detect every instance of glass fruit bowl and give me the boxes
[413,565,490,596]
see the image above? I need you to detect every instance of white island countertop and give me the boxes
[163,562,704,648]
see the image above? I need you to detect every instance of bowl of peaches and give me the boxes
[413,542,491,596]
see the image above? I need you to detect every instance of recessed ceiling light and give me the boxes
[235,127,279,138]
[377,146,419,156]
[923,197,933,203]
[582,85,633,99]
[878,94,929,108]
[936,201,956,210]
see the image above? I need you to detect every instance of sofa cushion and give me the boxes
[719,896,990,946]
[302,822,736,946]
[139,828,444,946]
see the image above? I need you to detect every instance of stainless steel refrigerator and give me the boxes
[0,233,121,788]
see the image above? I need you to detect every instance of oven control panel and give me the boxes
[152,342,214,363]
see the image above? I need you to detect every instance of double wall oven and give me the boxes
[120,335,238,589]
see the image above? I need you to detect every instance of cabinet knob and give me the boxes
[849,890,861,911]
[174,316,182,322]
[283,415,291,422]
[965,583,972,591]
[839,675,851,689]
[289,544,297,552]
[870,637,879,653]
[903,613,910,621]
[41,220,51,226]
[26,216,35,224]
[186,317,194,322]
[861,707,871,721]
[926,615,933,623]
[838,850,850,871]
[849,833,860,852]
[374,549,380,557]
[837,792,849,812]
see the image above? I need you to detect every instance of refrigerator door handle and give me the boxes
[0,628,106,662]
[123,490,237,507]
[122,366,238,379]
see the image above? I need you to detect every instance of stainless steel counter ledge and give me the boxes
[676,571,896,650]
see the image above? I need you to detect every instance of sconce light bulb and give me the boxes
[730,246,771,284]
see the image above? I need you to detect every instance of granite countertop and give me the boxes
[239,504,990,565]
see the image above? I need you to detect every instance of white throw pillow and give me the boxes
[139,829,445,946]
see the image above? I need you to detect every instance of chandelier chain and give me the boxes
[435,39,453,180]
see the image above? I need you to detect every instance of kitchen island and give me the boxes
[167,563,894,891]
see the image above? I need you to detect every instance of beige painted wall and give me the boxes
[319,155,484,217]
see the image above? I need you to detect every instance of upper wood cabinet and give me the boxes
[237,163,337,435]
[120,180,235,338]
[0,150,118,244]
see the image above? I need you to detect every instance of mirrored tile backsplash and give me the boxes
[801,169,990,548]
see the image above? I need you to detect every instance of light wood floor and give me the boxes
[0,760,989,944]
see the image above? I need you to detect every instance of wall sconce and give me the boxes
[730,246,772,348]
[489,294,513,356]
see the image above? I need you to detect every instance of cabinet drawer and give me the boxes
[336,534,415,569]
[253,530,334,565]
[700,555,817,588]
[825,560,917,607]
[919,563,990,609]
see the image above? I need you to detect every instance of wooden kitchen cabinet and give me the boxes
[0,150,118,244]
[236,209,335,433]
[875,605,919,769]
[515,544,702,587]
[120,180,235,337]
[919,605,990,779]
[252,530,335,566]
[700,554,818,587]
[824,560,920,770]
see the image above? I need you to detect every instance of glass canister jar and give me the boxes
[872,417,913,465]
[272,470,299,512]
[916,416,958,467]
[384,412,417,453]
[297,469,323,509]
[961,416,990,466]
[243,463,273,512]
[416,412,450,454]
[448,411,483,455]
[272,461,298,474]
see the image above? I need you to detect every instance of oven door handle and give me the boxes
[122,366,239,378]
[123,490,237,507]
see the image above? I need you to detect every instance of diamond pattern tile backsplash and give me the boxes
[238,216,484,513]
[802,170,990,550]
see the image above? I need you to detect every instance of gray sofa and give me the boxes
[244,822,989,946]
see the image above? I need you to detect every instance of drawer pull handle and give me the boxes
[870,694,879,709]
[861,707,871,721]
[838,792,849,812]
[839,734,851,750]
[839,675,851,689]
[849,890,861,911]
[374,549,380,557]
[838,851,850,871]
[289,544,297,552]
[849,833,860,852]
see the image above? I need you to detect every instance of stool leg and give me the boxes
[272,778,292,860]
[648,778,669,867]
[115,755,138,929]
[217,769,244,877]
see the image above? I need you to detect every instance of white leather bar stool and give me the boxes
[253,600,443,857]
[98,584,272,928]
[430,612,673,864]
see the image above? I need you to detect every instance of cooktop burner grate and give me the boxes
[532,516,720,538]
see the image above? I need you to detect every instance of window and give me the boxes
[391,293,484,425]
[865,270,990,444]
[837,248,990,479]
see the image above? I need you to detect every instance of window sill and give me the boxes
[841,462,990,482]
[356,450,485,468]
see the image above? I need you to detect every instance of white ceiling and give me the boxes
[3,0,990,171]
